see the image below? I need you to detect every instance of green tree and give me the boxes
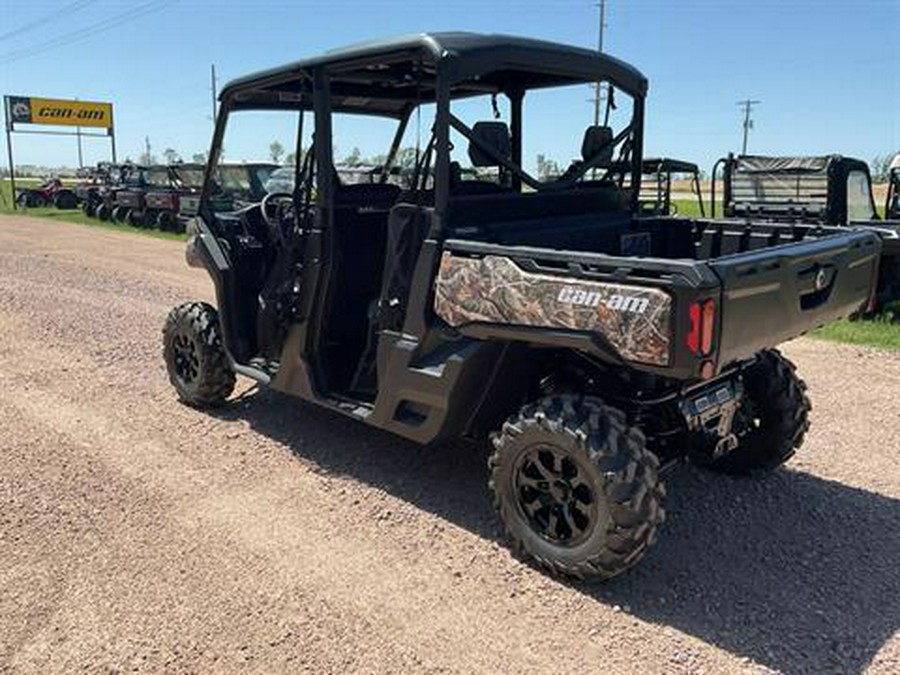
[163,148,181,165]
[871,155,894,182]
[395,147,418,171]
[343,147,363,166]
[269,140,285,164]
[536,154,562,180]
[192,152,208,164]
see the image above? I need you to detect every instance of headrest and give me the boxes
[468,121,511,167]
[581,126,613,167]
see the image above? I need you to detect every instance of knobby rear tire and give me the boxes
[489,394,665,581]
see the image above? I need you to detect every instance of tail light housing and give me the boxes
[687,299,717,357]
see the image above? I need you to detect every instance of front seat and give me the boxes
[449,121,513,196]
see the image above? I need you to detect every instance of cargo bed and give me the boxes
[437,207,881,380]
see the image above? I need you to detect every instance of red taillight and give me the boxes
[687,302,701,354]
[701,300,716,356]
[687,299,717,357]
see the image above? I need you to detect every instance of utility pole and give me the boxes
[76,125,83,169]
[210,64,218,126]
[144,136,151,164]
[738,99,761,155]
[592,0,607,128]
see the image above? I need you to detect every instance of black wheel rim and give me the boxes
[172,333,200,385]
[513,445,598,547]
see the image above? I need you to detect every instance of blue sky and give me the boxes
[1,0,898,173]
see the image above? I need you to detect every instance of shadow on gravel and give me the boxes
[216,389,899,675]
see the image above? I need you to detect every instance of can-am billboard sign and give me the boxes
[7,95,113,130]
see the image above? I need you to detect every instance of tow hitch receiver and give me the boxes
[680,379,744,459]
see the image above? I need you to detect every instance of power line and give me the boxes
[0,1,177,65]
[0,0,96,42]
[738,99,761,155]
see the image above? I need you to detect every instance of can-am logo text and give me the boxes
[37,107,105,121]
[557,286,649,314]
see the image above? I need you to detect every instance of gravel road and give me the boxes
[1,215,898,674]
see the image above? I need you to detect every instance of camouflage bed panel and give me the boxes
[434,252,672,365]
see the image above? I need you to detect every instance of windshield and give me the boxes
[173,165,205,189]
[203,70,640,218]
[146,167,171,187]
[202,109,303,212]
[264,167,294,195]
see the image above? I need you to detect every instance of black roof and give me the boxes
[732,155,870,174]
[642,157,699,174]
[220,32,647,117]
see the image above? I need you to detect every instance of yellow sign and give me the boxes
[8,96,113,129]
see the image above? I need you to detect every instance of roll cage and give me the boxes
[200,32,648,227]
[888,166,900,221]
[192,33,650,420]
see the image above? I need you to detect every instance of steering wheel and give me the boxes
[260,192,294,243]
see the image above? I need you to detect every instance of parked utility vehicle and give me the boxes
[112,165,173,226]
[712,153,899,311]
[888,157,900,221]
[74,163,117,217]
[95,164,142,222]
[179,162,279,218]
[164,34,880,580]
[634,157,705,216]
[144,163,206,232]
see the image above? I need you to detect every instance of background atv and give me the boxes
[15,177,78,209]
[165,33,880,582]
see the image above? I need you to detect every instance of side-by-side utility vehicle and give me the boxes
[95,164,142,222]
[888,157,900,221]
[144,163,206,232]
[178,162,279,218]
[712,153,899,310]
[164,34,881,580]
[633,157,705,217]
[74,163,118,217]
[111,165,174,227]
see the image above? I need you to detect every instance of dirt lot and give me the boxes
[0,215,898,674]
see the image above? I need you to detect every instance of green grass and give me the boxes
[811,317,900,352]
[1,179,186,241]
[671,198,706,218]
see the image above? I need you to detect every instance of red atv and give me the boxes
[15,177,78,209]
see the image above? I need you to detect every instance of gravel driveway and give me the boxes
[0,215,897,674]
